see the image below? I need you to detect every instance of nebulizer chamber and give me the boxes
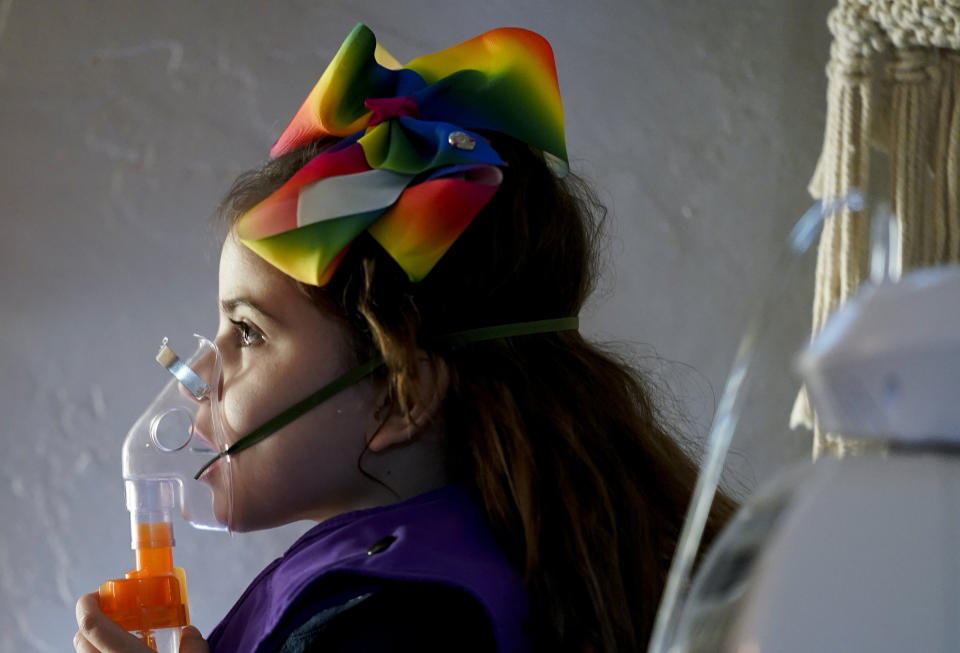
[98,336,231,652]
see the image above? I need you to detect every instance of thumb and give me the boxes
[179,626,210,653]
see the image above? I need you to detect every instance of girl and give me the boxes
[76,24,732,653]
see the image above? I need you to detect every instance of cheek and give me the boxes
[217,340,378,469]
[218,373,381,529]
[220,347,353,440]
[221,386,258,442]
[219,361,288,442]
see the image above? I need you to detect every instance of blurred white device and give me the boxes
[667,264,960,653]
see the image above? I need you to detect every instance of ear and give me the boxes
[367,354,449,453]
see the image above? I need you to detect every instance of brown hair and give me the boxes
[219,135,734,651]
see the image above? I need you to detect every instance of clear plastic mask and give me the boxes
[121,335,234,532]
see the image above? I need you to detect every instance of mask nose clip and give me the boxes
[157,338,211,401]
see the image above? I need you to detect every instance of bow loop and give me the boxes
[269,25,425,155]
[270,24,566,167]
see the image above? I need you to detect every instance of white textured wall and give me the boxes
[0,0,833,649]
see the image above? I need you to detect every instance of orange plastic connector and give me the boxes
[98,522,190,650]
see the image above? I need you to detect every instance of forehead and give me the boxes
[218,234,308,318]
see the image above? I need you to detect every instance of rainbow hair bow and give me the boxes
[236,23,567,286]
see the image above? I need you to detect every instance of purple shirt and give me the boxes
[207,485,530,652]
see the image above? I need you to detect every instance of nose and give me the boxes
[177,372,207,402]
[190,344,218,391]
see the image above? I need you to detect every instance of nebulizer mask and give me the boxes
[97,335,234,653]
[122,335,234,533]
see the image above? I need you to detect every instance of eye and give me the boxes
[229,319,264,347]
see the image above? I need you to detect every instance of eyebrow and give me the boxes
[219,297,278,321]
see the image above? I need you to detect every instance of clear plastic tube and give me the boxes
[647,193,863,653]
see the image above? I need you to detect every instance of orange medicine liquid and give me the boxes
[98,522,190,652]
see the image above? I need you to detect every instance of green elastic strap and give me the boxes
[193,316,578,479]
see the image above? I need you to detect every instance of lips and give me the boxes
[196,456,222,482]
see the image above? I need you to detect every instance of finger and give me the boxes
[74,630,98,653]
[179,626,210,653]
[75,591,147,652]
[75,593,102,636]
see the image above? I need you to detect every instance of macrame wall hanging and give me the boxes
[791,0,960,456]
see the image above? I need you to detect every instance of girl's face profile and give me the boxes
[197,234,384,532]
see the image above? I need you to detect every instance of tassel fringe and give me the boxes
[795,1,960,457]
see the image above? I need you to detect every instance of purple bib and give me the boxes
[207,485,529,652]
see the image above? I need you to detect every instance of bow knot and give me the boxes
[364,96,421,128]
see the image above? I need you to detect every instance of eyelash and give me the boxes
[229,319,264,348]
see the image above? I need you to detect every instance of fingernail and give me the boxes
[182,625,202,639]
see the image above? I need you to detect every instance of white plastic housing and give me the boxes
[797,265,960,442]
[731,455,960,652]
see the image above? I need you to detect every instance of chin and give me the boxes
[226,513,276,533]
[208,477,234,530]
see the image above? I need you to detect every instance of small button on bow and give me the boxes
[366,535,397,556]
[448,131,476,151]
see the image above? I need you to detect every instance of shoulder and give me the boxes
[208,487,529,652]
[277,578,497,653]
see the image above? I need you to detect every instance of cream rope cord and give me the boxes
[792,0,960,457]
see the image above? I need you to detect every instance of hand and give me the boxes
[75,592,210,653]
